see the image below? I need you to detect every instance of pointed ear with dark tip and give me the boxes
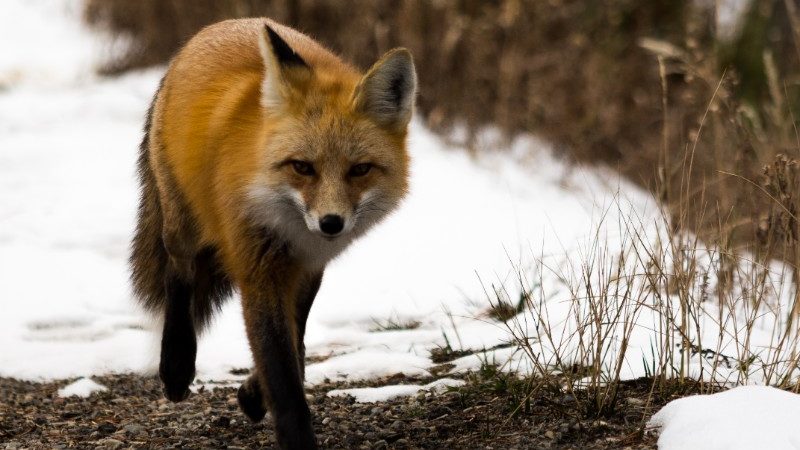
[354,48,417,131]
[258,24,310,111]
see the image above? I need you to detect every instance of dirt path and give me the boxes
[0,373,658,449]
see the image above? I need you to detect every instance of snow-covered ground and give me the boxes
[3,2,800,448]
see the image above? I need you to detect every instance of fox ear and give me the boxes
[258,24,310,111]
[354,48,417,131]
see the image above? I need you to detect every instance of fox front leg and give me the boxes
[238,271,321,424]
[295,272,323,380]
[240,270,317,449]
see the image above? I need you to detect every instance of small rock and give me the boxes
[373,440,389,450]
[625,397,645,406]
[364,431,378,441]
[213,416,231,428]
[390,420,403,430]
[123,424,144,435]
[97,438,124,450]
[321,417,331,425]
[544,430,556,440]
[97,422,117,435]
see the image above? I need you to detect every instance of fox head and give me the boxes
[247,24,417,267]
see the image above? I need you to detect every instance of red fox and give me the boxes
[130,18,416,449]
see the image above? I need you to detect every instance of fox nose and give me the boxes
[319,214,344,236]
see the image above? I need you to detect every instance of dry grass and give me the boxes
[477,77,800,419]
[478,194,800,420]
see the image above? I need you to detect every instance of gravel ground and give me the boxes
[0,372,660,449]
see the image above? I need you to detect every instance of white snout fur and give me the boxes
[245,184,390,270]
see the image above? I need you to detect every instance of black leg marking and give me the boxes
[295,272,323,380]
[191,247,233,331]
[258,312,317,449]
[159,274,196,402]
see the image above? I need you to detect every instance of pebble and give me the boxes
[321,417,331,425]
[625,397,645,406]
[96,438,124,450]
[213,416,231,427]
[97,422,117,434]
[123,423,145,435]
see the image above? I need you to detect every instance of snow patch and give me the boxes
[305,349,432,385]
[648,386,800,450]
[58,377,108,398]
[327,378,466,403]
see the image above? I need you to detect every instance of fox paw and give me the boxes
[238,376,267,422]
[159,355,195,402]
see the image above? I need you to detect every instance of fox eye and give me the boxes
[348,163,373,177]
[291,160,315,176]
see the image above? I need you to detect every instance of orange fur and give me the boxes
[137,18,416,449]
[150,18,411,278]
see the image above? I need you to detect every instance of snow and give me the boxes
[648,386,800,450]
[0,0,97,87]
[58,377,108,398]
[328,378,465,403]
